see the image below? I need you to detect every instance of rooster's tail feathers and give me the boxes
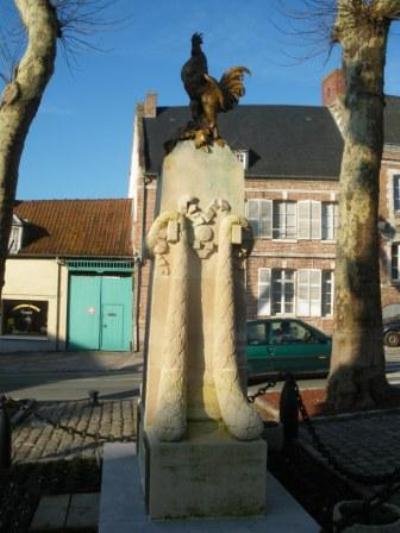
[219,66,251,111]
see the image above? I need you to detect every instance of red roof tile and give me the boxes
[13,199,132,257]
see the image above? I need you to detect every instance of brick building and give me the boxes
[129,70,400,346]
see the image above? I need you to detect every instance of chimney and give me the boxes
[144,91,158,118]
[322,69,346,106]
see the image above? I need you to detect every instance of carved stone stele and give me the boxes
[138,140,266,519]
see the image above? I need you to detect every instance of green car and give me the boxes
[246,318,331,378]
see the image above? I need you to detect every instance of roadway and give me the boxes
[0,348,399,402]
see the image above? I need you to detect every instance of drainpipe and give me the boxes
[55,257,64,351]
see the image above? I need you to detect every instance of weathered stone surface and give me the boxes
[146,422,267,519]
[144,141,261,438]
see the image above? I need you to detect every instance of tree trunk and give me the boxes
[327,9,390,410]
[0,0,58,297]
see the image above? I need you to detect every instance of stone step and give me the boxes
[30,492,99,531]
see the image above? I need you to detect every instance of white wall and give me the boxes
[0,258,69,352]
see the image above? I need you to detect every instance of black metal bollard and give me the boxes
[89,389,99,406]
[279,374,299,444]
[0,397,11,469]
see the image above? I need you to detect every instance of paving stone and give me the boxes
[12,399,137,464]
[30,494,70,531]
[66,492,99,529]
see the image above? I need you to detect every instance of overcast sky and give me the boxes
[3,0,399,200]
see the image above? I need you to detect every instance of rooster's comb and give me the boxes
[191,33,203,45]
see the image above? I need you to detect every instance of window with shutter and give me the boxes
[297,201,321,240]
[297,201,310,239]
[246,199,272,238]
[322,203,338,240]
[310,201,321,240]
[258,268,271,315]
[271,269,294,314]
[296,270,321,317]
[321,271,334,316]
[273,201,296,239]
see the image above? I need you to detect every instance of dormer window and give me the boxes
[234,149,249,170]
[8,215,24,255]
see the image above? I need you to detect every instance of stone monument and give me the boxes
[138,33,266,519]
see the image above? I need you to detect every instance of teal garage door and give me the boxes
[68,274,132,351]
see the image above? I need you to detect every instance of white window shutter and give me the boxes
[310,270,322,317]
[297,270,309,315]
[260,200,272,238]
[246,199,259,236]
[334,204,339,239]
[311,201,321,240]
[258,268,271,315]
[298,201,310,239]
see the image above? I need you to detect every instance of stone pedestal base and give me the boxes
[140,420,267,519]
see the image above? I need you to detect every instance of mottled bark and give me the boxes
[0,0,58,296]
[327,1,392,410]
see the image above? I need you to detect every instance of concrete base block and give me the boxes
[144,422,267,519]
[99,442,319,532]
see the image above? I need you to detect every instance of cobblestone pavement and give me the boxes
[299,408,400,502]
[12,399,137,464]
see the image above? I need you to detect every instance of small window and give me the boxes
[8,215,24,254]
[234,149,249,169]
[2,300,48,337]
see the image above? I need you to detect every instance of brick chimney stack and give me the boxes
[144,91,158,118]
[322,69,346,106]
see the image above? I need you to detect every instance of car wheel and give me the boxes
[384,331,400,347]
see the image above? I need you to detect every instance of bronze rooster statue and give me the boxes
[180,33,250,148]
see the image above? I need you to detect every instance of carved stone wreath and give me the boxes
[152,197,252,275]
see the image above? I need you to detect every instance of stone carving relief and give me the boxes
[146,198,262,443]
[149,196,252,271]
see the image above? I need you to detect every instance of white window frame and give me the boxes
[322,202,339,241]
[257,268,271,315]
[296,269,321,317]
[245,199,272,238]
[234,149,249,170]
[272,201,297,240]
[297,200,321,240]
[271,269,295,315]
[321,270,334,317]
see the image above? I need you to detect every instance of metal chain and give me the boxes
[293,380,400,486]
[247,379,278,403]
[5,396,135,443]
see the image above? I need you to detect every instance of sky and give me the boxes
[2,0,400,200]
